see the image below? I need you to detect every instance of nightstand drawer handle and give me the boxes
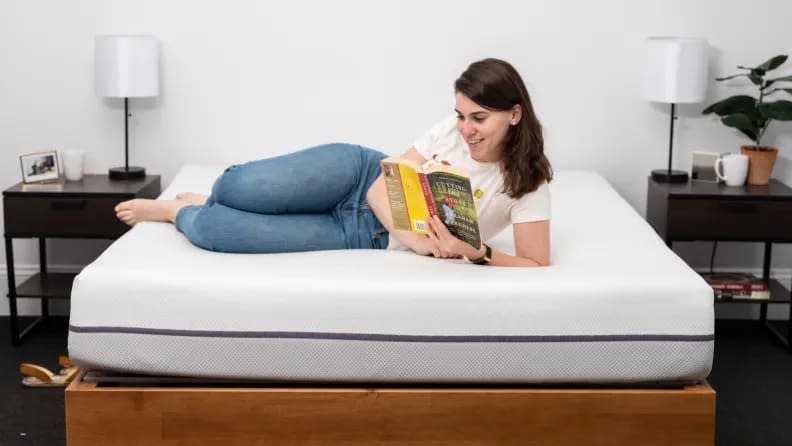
[718,201,757,213]
[50,199,87,210]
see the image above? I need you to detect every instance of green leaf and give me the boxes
[748,73,763,85]
[715,74,748,82]
[702,95,756,115]
[739,128,758,141]
[721,113,759,140]
[760,100,792,120]
[756,55,788,72]
[737,128,758,141]
[767,75,792,83]
[764,88,792,96]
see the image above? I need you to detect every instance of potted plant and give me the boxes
[702,54,792,185]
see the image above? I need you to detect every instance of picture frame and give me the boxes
[20,150,60,184]
[690,150,720,183]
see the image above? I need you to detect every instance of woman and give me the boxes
[115,58,553,266]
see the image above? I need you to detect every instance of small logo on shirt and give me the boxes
[474,188,484,199]
[432,154,451,166]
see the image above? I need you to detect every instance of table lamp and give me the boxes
[643,37,709,183]
[95,35,159,180]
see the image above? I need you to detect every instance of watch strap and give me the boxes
[469,244,492,265]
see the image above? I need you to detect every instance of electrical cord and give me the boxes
[709,241,718,274]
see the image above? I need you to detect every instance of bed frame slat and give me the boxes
[66,371,715,446]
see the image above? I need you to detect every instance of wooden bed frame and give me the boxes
[65,371,715,445]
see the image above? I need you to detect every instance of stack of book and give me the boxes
[700,272,770,301]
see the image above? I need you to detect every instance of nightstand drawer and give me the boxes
[3,196,129,237]
[668,198,792,241]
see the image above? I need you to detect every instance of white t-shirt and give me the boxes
[387,115,551,250]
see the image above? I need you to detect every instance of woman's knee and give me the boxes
[175,205,218,251]
[210,164,242,205]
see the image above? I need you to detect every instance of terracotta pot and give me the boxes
[740,145,778,185]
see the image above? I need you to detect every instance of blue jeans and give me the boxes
[174,143,389,253]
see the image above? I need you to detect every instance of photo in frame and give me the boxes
[20,150,60,184]
[690,151,720,182]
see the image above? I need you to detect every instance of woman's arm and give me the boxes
[367,148,449,256]
[426,218,550,267]
[497,220,550,267]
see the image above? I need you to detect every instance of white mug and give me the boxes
[714,154,749,187]
[62,150,85,181]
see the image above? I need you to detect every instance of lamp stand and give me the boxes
[109,97,146,181]
[651,103,689,183]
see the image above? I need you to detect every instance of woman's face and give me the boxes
[455,93,520,163]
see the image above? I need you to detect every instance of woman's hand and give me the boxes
[412,233,461,258]
[426,216,484,259]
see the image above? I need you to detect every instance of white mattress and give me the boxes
[68,166,714,384]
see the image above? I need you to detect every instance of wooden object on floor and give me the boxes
[20,362,80,387]
[66,371,715,446]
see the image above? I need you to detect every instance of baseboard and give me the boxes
[692,266,792,280]
[1,264,83,316]
[2,263,83,275]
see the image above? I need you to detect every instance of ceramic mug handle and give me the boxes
[714,157,727,182]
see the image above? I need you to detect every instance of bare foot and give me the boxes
[114,199,189,226]
[175,192,208,206]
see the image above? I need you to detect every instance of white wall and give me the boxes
[1,0,792,317]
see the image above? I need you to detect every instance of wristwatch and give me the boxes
[467,244,492,265]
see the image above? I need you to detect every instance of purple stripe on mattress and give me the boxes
[69,325,714,343]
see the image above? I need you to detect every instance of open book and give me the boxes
[380,157,481,248]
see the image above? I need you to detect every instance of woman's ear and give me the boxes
[511,105,522,124]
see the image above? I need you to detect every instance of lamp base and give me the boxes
[651,168,689,183]
[109,166,146,181]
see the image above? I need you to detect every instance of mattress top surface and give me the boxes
[69,166,713,337]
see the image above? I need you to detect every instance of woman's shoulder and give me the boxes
[523,181,550,200]
[505,181,550,209]
[508,181,551,223]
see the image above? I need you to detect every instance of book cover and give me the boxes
[425,171,480,248]
[382,159,430,233]
[381,157,481,248]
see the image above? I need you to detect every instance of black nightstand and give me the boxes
[646,178,792,349]
[3,175,161,345]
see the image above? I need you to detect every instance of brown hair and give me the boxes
[454,58,552,198]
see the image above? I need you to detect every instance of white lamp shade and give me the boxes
[95,35,159,98]
[643,37,709,104]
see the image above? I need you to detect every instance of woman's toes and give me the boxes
[115,200,132,213]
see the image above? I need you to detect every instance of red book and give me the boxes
[700,272,768,292]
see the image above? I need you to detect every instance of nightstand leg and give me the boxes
[760,243,772,323]
[5,237,20,346]
[788,293,792,350]
[39,238,48,318]
[759,242,791,350]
